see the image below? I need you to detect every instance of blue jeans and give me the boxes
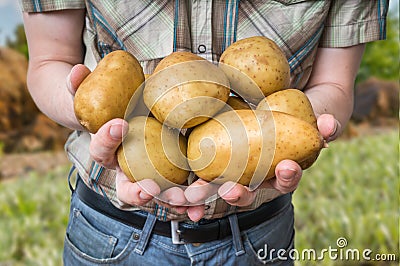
[63,188,294,265]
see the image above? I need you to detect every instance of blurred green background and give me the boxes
[0,2,399,266]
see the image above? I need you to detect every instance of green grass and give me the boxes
[0,131,398,265]
[0,166,71,266]
[293,130,399,265]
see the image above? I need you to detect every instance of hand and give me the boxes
[182,161,297,212]
[67,64,340,221]
[66,64,92,96]
[87,113,338,221]
[184,113,339,216]
[261,113,339,193]
[66,65,163,208]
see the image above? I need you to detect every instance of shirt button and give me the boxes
[198,44,206,53]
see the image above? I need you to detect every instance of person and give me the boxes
[19,1,388,265]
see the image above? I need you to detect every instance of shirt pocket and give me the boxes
[91,1,176,62]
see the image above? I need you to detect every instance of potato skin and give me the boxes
[187,110,323,186]
[219,36,290,104]
[74,50,145,133]
[143,52,230,129]
[257,89,317,128]
[153,51,204,74]
[188,109,273,186]
[257,89,320,169]
[267,111,324,177]
[117,116,189,190]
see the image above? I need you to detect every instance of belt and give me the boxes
[75,176,291,243]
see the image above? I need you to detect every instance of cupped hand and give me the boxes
[66,64,162,209]
[88,118,190,212]
[67,64,340,221]
[184,113,340,217]
[87,117,209,221]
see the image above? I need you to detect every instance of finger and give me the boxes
[218,181,256,207]
[172,206,189,215]
[115,167,160,206]
[154,196,189,215]
[317,114,341,142]
[157,186,188,206]
[89,118,128,168]
[184,179,219,204]
[66,64,91,95]
[187,205,205,222]
[270,160,302,194]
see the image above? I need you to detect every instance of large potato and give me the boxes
[187,110,324,187]
[74,50,144,133]
[257,89,317,128]
[143,52,230,129]
[219,36,290,104]
[117,116,189,190]
[257,88,320,169]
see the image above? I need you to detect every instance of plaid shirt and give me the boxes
[21,0,388,221]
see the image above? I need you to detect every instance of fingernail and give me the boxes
[139,191,152,201]
[223,197,239,203]
[278,168,297,180]
[66,72,74,94]
[110,124,123,140]
[330,121,338,136]
[327,121,340,142]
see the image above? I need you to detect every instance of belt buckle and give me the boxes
[171,220,185,244]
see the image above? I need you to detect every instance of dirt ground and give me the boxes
[0,150,71,180]
[341,118,399,139]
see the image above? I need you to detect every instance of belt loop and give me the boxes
[67,165,77,193]
[134,213,157,255]
[228,213,245,256]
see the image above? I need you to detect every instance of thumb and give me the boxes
[317,114,341,142]
[66,64,91,95]
[89,118,128,168]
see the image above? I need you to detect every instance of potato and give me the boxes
[153,52,203,73]
[143,52,230,129]
[117,116,189,190]
[257,89,317,128]
[217,95,253,114]
[74,50,144,133]
[126,73,152,118]
[226,95,253,110]
[187,110,323,187]
[257,89,321,169]
[219,36,290,104]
